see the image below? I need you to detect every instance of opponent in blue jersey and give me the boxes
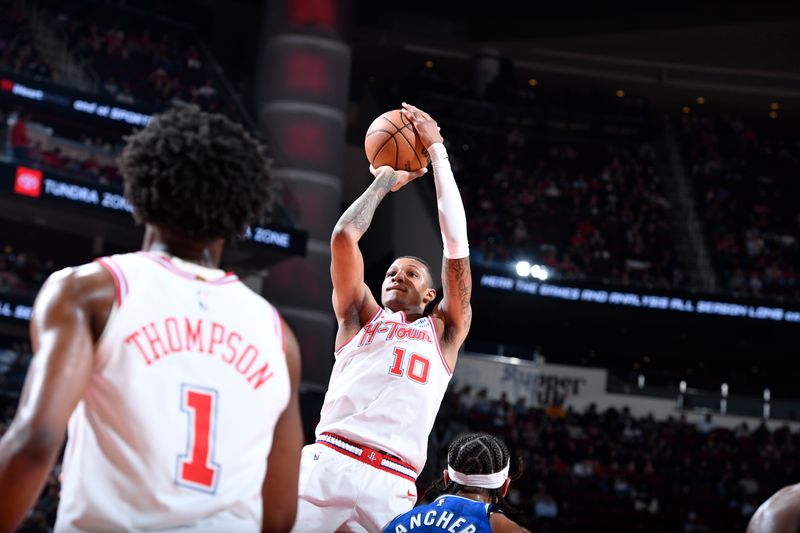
[383,433,529,532]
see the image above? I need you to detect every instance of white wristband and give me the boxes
[429,143,469,259]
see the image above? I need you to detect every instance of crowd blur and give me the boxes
[402,68,685,290]
[681,114,800,300]
[418,385,794,532]
[0,244,58,296]
[0,1,53,81]
[53,2,224,112]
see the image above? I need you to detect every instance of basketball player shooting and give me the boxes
[0,107,303,532]
[292,102,472,532]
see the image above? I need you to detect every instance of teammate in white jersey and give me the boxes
[293,102,473,532]
[0,106,303,532]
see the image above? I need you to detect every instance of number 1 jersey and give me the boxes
[55,252,290,532]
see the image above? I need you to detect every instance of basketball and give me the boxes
[364,109,430,172]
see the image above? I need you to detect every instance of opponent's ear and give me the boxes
[443,469,450,484]
[500,478,510,497]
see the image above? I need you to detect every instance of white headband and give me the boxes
[447,461,510,489]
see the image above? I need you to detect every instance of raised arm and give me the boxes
[330,164,427,328]
[261,318,303,533]
[0,264,112,532]
[402,103,472,351]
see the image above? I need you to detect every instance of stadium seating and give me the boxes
[680,113,800,300]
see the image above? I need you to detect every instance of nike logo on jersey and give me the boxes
[407,489,416,498]
[197,289,209,311]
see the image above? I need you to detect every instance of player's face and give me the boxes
[381,258,434,310]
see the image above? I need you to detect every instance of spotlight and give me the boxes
[424,60,434,69]
[769,110,778,119]
[696,96,706,104]
[616,89,625,98]
[515,261,531,277]
[682,106,691,114]
[679,380,687,393]
[530,264,549,281]
[528,78,538,87]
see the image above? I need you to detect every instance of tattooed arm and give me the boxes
[434,256,472,349]
[401,103,472,363]
[331,165,427,328]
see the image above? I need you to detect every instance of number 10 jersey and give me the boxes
[316,308,453,473]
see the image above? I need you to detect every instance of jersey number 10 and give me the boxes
[389,347,430,384]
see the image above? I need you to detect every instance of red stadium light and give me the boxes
[285,52,330,95]
[289,0,337,30]
[285,121,327,163]
[13,166,43,198]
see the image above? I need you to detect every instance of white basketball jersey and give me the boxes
[55,252,290,532]
[316,308,452,472]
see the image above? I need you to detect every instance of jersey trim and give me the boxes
[272,306,284,352]
[138,252,239,285]
[95,256,128,306]
[427,316,451,375]
[334,306,382,355]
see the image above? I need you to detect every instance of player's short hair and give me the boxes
[120,105,272,241]
[396,255,434,289]
[440,432,521,515]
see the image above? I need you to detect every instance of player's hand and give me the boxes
[401,102,444,148]
[370,164,427,192]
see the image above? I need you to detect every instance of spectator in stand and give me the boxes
[681,113,800,300]
[0,3,53,81]
[6,111,29,160]
[0,245,58,295]
[414,384,800,531]
[406,83,681,290]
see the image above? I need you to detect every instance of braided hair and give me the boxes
[438,432,520,516]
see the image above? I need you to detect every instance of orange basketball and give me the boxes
[364,109,430,172]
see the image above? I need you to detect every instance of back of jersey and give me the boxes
[382,495,492,533]
[55,252,290,532]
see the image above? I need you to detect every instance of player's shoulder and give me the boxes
[748,483,800,533]
[489,510,530,533]
[33,261,116,331]
[43,260,115,296]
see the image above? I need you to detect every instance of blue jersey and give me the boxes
[382,495,494,533]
